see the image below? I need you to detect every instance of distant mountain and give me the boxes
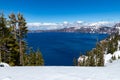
[113,23,120,28]
[28,22,119,34]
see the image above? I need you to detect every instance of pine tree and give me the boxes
[24,48,44,66]
[9,13,17,39]
[35,49,44,66]
[9,13,28,65]
[17,13,28,66]
[0,13,44,66]
[118,56,120,59]
[0,13,11,63]
[112,56,116,60]
[73,57,77,66]
[96,43,104,66]
[107,32,119,54]
[89,51,95,66]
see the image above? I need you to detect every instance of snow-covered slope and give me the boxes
[113,51,120,59]
[0,60,120,80]
[0,63,10,67]
[104,53,112,64]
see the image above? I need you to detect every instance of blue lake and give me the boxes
[26,32,108,66]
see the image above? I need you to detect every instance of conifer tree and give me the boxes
[0,13,44,66]
[9,13,28,65]
[9,13,17,39]
[73,57,77,66]
[17,13,28,66]
[96,43,104,66]
[0,13,10,63]
[118,56,120,59]
[89,51,95,66]
[35,49,44,66]
[112,56,116,60]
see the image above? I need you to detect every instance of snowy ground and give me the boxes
[0,60,120,80]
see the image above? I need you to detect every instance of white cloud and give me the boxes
[27,22,57,26]
[27,21,115,30]
[89,21,113,27]
[27,22,42,27]
[76,21,84,24]
[42,23,58,26]
[63,21,69,24]
[27,22,60,30]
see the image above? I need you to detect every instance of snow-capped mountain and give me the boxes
[27,21,118,34]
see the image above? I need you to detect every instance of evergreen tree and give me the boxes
[0,13,11,63]
[112,56,116,60]
[89,51,95,66]
[9,13,28,65]
[9,13,17,39]
[73,57,77,66]
[107,32,119,54]
[24,48,44,66]
[0,13,44,66]
[35,49,44,66]
[17,13,28,66]
[118,56,120,59]
[95,43,104,66]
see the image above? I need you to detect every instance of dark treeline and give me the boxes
[0,13,44,66]
[76,31,120,66]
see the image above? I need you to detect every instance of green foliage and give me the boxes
[24,48,44,66]
[96,44,104,66]
[78,31,120,67]
[0,13,44,66]
[112,56,116,60]
[89,52,95,66]
[107,32,119,54]
[73,57,77,66]
[78,42,105,66]
[35,49,44,66]
[118,56,120,59]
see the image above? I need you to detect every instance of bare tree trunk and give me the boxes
[19,24,24,66]
[0,50,1,62]
[14,24,16,39]
[19,39,24,66]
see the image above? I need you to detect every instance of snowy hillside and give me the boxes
[0,60,120,80]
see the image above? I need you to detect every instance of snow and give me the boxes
[78,55,88,62]
[0,51,120,80]
[89,21,111,29]
[101,50,120,64]
[104,53,112,64]
[1,39,120,80]
[78,39,120,64]
[117,41,120,50]
[0,62,10,67]
[113,51,120,59]
[116,27,120,35]
[1,77,12,80]
[0,59,120,80]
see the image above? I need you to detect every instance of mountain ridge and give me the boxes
[28,22,120,34]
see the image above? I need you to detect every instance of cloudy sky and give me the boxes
[0,0,120,30]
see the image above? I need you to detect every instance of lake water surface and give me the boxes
[26,32,108,66]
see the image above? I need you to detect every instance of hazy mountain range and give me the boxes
[27,21,120,34]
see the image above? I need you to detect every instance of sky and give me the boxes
[0,0,120,23]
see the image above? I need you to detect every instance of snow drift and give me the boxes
[0,63,10,67]
[0,60,120,80]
